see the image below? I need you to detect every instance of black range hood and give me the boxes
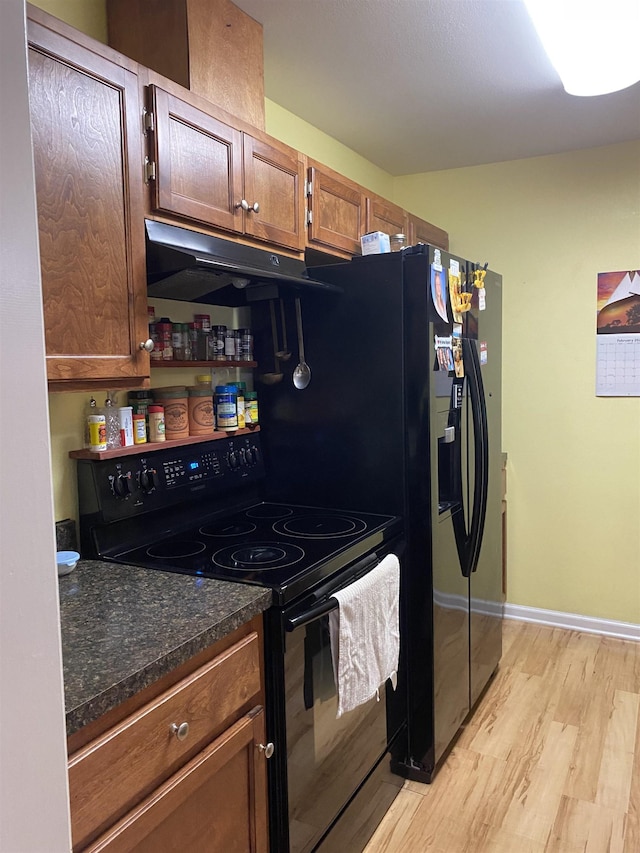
[145,220,343,306]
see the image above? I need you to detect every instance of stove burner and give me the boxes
[147,540,206,559]
[212,541,305,573]
[199,520,257,537]
[246,505,294,520]
[273,514,367,539]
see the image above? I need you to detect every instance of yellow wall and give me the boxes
[31,0,107,40]
[265,99,395,199]
[395,141,640,624]
[34,0,640,625]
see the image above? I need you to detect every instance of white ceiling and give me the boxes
[233,0,640,176]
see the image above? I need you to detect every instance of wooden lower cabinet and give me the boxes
[67,620,269,852]
[86,708,268,853]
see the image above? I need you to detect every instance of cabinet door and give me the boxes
[366,195,408,239]
[408,213,449,251]
[28,21,149,387]
[86,708,269,853]
[150,85,243,233]
[243,135,305,251]
[307,164,366,255]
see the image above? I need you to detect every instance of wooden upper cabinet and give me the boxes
[306,162,367,256]
[28,18,149,389]
[366,195,408,240]
[408,213,449,251]
[149,85,304,251]
[107,0,265,131]
[150,84,243,232]
[242,135,305,251]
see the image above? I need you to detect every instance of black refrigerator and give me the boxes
[257,243,503,783]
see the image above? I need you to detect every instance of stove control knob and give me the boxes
[250,445,260,464]
[139,467,157,493]
[113,473,133,498]
[228,451,239,470]
[244,447,255,465]
[238,448,247,467]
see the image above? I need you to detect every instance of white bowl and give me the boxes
[57,550,79,577]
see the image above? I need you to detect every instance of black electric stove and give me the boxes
[77,434,401,605]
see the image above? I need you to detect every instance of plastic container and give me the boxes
[245,391,259,427]
[188,386,215,436]
[118,406,134,447]
[214,385,238,431]
[103,394,121,450]
[148,405,166,442]
[84,396,97,448]
[152,387,189,439]
[87,413,107,452]
[57,550,80,577]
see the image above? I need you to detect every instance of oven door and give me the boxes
[268,537,405,853]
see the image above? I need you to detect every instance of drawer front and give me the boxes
[84,708,268,853]
[69,632,261,850]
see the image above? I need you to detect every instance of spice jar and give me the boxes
[236,328,253,361]
[133,413,147,444]
[148,405,166,442]
[232,381,246,429]
[214,385,238,431]
[152,386,189,440]
[187,386,215,436]
[155,320,173,361]
[390,234,406,252]
[245,391,259,427]
[225,328,237,360]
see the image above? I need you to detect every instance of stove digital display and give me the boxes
[189,461,199,470]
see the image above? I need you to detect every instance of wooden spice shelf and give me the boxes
[68,427,260,461]
[150,360,257,369]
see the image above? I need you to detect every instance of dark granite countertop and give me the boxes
[58,560,272,737]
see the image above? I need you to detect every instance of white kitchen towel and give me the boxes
[328,554,400,718]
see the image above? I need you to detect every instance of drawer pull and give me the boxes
[170,722,190,741]
[257,741,275,759]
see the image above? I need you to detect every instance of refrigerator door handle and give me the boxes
[463,337,489,574]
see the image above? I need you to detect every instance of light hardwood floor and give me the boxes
[364,619,640,852]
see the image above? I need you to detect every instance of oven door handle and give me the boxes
[284,551,382,632]
[285,596,340,632]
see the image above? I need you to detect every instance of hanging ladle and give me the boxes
[275,298,291,361]
[259,300,283,385]
[293,297,311,389]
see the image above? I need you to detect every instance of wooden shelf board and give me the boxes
[69,427,260,460]
[150,360,257,369]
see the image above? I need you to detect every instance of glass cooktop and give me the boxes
[113,502,401,605]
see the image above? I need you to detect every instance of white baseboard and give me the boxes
[504,603,640,642]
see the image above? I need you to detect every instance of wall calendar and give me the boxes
[596,269,640,396]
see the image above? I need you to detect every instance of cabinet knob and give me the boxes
[237,199,260,213]
[171,722,190,741]
[257,742,275,759]
[139,338,154,353]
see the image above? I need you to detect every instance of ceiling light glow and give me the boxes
[523,0,640,96]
